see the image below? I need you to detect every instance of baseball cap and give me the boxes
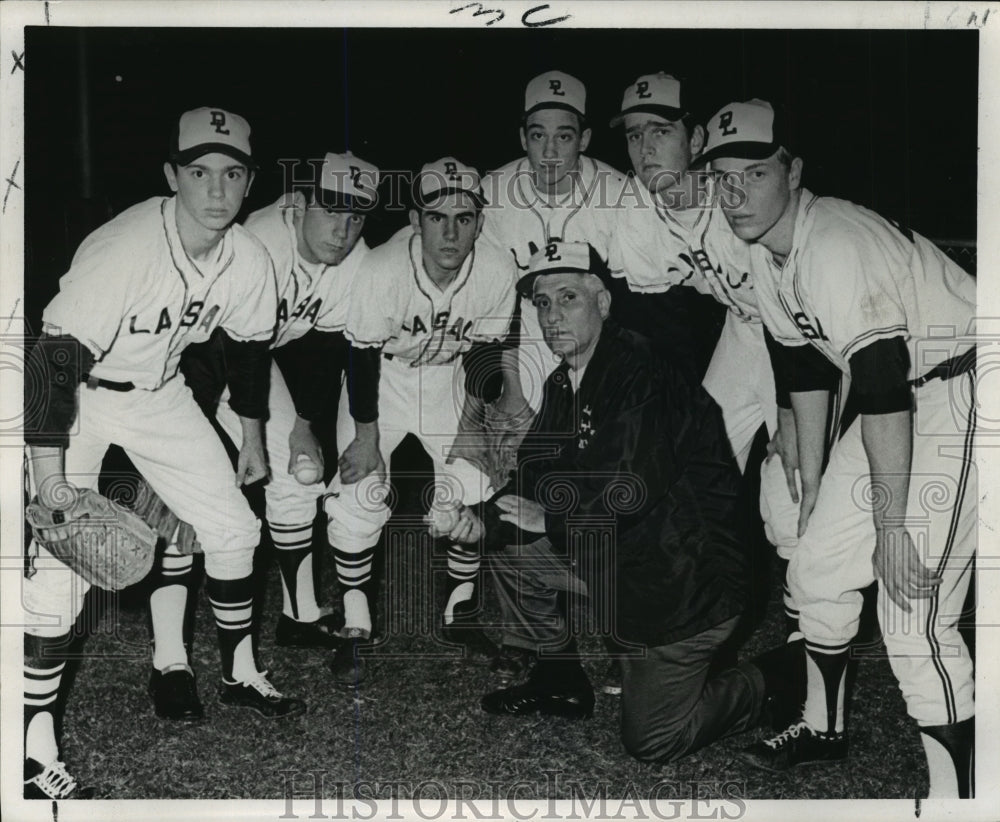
[696,99,795,167]
[414,157,485,210]
[524,71,586,119]
[316,152,380,210]
[610,72,687,128]
[170,107,254,168]
[516,241,601,297]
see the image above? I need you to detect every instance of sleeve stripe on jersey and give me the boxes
[841,324,909,361]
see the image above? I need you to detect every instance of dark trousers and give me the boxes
[490,537,765,763]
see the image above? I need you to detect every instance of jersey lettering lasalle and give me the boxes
[652,191,759,323]
[345,228,515,365]
[128,300,224,335]
[243,193,369,351]
[41,197,276,389]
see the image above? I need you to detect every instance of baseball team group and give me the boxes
[21,69,976,801]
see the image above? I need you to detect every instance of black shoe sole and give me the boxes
[738,749,848,773]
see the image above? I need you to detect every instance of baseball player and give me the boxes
[608,73,802,642]
[479,70,628,424]
[22,107,306,799]
[701,99,976,798]
[159,152,380,695]
[324,157,517,683]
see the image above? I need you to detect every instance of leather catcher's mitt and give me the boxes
[26,488,157,591]
[129,478,202,555]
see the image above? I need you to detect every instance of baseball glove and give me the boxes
[129,478,202,555]
[26,488,157,590]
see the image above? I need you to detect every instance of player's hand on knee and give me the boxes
[287,418,324,477]
[338,436,381,485]
[873,526,942,613]
[236,441,269,486]
[768,408,801,504]
[796,481,820,538]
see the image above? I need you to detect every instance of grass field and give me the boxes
[48,436,939,807]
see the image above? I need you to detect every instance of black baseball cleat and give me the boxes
[218,672,306,718]
[24,758,95,800]
[328,627,371,688]
[482,660,594,720]
[275,611,346,650]
[739,720,848,772]
[490,644,536,685]
[148,663,204,722]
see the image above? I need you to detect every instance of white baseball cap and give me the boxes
[170,107,254,168]
[524,71,586,119]
[610,72,687,128]
[697,99,795,166]
[517,240,598,296]
[415,157,484,209]
[317,152,380,209]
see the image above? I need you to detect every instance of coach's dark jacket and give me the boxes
[486,320,748,648]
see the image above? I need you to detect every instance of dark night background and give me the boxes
[25,26,978,330]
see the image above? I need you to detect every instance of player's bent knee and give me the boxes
[203,544,256,580]
[324,483,391,551]
[621,721,689,765]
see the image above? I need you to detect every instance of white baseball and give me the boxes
[293,454,321,486]
[428,503,462,537]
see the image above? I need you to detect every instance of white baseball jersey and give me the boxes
[481,155,628,268]
[243,193,369,349]
[42,196,277,389]
[345,227,516,365]
[609,177,760,323]
[748,189,976,377]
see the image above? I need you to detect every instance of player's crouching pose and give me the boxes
[703,100,976,798]
[22,108,305,799]
[324,158,517,683]
[148,153,381,720]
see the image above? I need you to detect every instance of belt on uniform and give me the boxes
[909,346,975,389]
[82,373,135,392]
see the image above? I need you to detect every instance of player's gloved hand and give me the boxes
[339,435,382,485]
[287,416,325,477]
[873,525,942,613]
[767,406,801,504]
[494,494,546,533]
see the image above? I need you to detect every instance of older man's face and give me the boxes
[532,271,609,368]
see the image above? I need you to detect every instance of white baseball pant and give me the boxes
[23,376,260,637]
[325,355,493,552]
[788,372,976,725]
